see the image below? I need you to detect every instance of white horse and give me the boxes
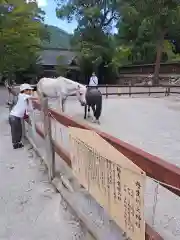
[36,76,86,112]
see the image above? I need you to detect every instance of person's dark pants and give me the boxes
[9,115,22,145]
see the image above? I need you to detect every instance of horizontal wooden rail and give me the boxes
[97,84,180,88]
[8,85,180,101]
[8,84,180,89]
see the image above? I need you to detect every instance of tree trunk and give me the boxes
[153,30,166,85]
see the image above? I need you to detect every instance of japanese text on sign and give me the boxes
[69,127,146,240]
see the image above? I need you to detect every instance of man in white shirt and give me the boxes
[89,72,98,87]
[9,83,36,149]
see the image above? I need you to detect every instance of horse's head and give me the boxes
[76,85,86,106]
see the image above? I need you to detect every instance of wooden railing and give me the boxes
[8,85,180,240]
[9,83,180,98]
[97,84,180,97]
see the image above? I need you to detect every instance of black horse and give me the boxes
[84,87,102,123]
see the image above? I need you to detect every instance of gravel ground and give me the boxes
[64,95,180,167]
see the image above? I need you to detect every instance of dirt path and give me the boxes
[0,107,87,240]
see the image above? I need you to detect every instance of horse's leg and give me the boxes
[61,98,66,112]
[87,105,90,118]
[84,104,87,119]
[56,91,63,112]
[91,104,96,119]
[94,97,102,124]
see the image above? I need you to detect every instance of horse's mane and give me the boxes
[57,77,85,89]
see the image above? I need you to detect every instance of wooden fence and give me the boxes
[97,85,180,97]
[7,85,180,240]
[11,83,180,97]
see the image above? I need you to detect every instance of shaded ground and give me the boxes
[0,107,88,240]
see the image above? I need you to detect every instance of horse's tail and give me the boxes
[95,92,102,120]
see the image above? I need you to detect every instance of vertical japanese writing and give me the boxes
[127,199,135,233]
[93,150,98,184]
[123,184,135,234]
[100,156,106,194]
[135,181,142,229]
[108,160,112,185]
[112,163,116,200]
[106,160,111,197]
[95,152,100,188]
[69,128,145,240]
[124,196,128,228]
[116,166,122,201]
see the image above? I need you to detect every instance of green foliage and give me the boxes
[108,46,131,75]
[55,0,180,83]
[0,0,46,78]
[56,0,119,31]
[42,25,72,49]
[117,0,180,83]
[56,0,124,81]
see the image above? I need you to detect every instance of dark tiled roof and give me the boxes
[40,49,77,66]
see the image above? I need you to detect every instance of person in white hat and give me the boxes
[9,83,37,149]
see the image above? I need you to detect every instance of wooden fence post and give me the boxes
[129,85,131,96]
[105,85,108,98]
[28,99,37,144]
[117,87,121,96]
[168,86,170,96]
[41,95,55,181]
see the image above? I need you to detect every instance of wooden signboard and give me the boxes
[68,127,146,240]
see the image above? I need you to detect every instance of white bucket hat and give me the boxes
[19,83,33,92]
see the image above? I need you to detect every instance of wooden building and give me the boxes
[40,47,80,79]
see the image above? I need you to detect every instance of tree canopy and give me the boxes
[1,0,180,84]
[56,0,180,84]
[56,0,124,83]
[0,0,47,81]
